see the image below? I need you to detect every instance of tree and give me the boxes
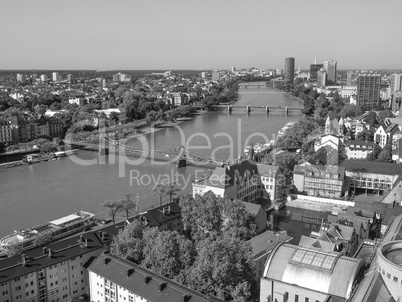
[274,151,297,185]
[102,200,123,225]
[377,109,394,125]
[302,97,315,116]
[377,143,392,162]
[142,228,195,279]
[186,236,256,301]
[6,241,23,257]
[119,194,137,220]
[110,220,145,263]
[152,184,168,206]
[165,181,180,203]
[33,230,53,247]
[366,143,381,161]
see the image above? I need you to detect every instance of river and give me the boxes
[0,82,309,239]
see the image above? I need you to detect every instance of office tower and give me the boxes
[310,64,324,82]
[356,74,381,109]
[102,79,107,88]
[40,74,48,82]
[323,59,337,83]
[16,73,24,82]
[390,74,402,93]
[67,74,73,82]
[284,57,295,83]
[212,70,220,81]
[317,68,327,86]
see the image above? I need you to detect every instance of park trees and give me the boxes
[119,194,138,220]
[110,220,145,263]
[102,200,123,225]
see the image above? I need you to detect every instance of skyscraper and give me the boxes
[356,74,381,109]
[67,74,73,82]
[310,64,323,82]
[52,72,60,82]
[323,59,337,83]
[16,73,24,82]
[284,57,295,84]
[40,74,48,82]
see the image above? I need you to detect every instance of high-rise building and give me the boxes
[16,73,24,82]
[212,70,220,81]
[40,74,48,82]
[67,74,73,82]
[201,72,207,78]
[323,59,337,83]
[356,74,381,109]
[317,68,327,86]
[390,74,402,93]
[284,57,295,83]
[102,78,107,88]
[309,64,323,82]
[52,72,60,82]
[346,71,358,86]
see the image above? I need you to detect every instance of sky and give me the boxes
[1,0,401,71]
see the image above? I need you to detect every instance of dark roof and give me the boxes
[339,160,402,175]
[0,231,104,283]
[137,202,181,227]
[88,253,224,302]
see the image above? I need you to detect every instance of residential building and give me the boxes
[0,230,109,302]
[171,92,189,107]
[52,72,61,82]
[356,74,381,109]
[323,59,337,83]
[241,201,267,234]
[16,73,24,82]
[35,115,63,138]
[391,90,402,111]
[339,85,357,99]
[299,220,358,256]
[88,253,224,302]
[212,70,220,81]
[66,74,73,83]
[284,57,295,83]
[339,160,402,194]
[345,140,375,159]
[0,120,14,143]
[248,230,292,280]
[309,64,323,82]
[132,202,183,234]
[260,243,364,302]
[343,118,370,137]
[374,119,399,148]
[192,160,284,202]
[68,98,86,106]
[390,73,402,94]
[40,75,48,82]
[293,164,348,198]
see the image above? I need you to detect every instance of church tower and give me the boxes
[325,115,331,134]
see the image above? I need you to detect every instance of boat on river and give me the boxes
[277,121,295,137]
[22,153,53,164]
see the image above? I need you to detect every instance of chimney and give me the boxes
[183,294,192,302]
[126,268,134,277]
[158,282,167,292]
[48,248,52,258]
[104,257,111,265]
[43,247,48,255]
[144,276,152,284]
[80,235,84,243]
[21,254,26,267]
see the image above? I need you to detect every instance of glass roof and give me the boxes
[291,249,337,270]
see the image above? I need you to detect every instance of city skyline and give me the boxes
[1,0,402,70]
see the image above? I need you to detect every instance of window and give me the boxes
[2,291,8,296]
[393,276,398,283]
[387,273,391,279]
[305,298,309,302]
[295,295,299,302]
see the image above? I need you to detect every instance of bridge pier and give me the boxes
[266,106,269,113]
[247,105,251,113]
[285,106,289,114]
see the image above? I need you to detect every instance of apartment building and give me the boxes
[0,120,14,143]
[345,140,375,159]
[0,230,113,302]
[192,159,284,202]
[293,164,348,198]
[88,253,224,302]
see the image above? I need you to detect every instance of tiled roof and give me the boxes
[88,253,224,302]
[248,230,292,258]
[339,160,402,175]
[137,202,181,227]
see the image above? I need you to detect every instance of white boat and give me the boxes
[277,121,295,137]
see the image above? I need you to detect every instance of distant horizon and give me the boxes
[1,0,402,71]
